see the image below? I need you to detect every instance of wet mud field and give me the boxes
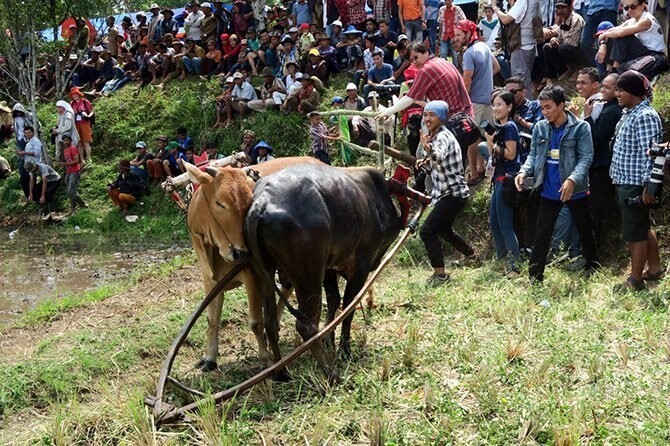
[0,227,191,324]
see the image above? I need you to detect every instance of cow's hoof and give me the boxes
[195,358,218,372]
[338,342,352,359]
[272,368,291,382]
[327,369,341,385]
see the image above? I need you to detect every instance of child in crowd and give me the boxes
[309,111,342,165]
[59,134,88,211]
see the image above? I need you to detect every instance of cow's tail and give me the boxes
[244,205,276,278]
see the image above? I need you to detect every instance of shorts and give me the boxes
[76,122,93,143]
[616,184,650,242]
[473,102,494,129]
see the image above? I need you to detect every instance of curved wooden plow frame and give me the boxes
[145,206,426,425]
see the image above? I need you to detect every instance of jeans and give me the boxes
[581,9,619,66]
[589,166,618,249]
[420,195,474,268]
[404,19,423,43]
[131,166,149,183]
[496,54,512,80]
[182,56,202,74]
[65,172,86,208]
[490,181,520,269]
[550,206,581,257]
[511,48,535,100]
[439,39,458,60]
[529,196,598,281]
[426,19,438,54]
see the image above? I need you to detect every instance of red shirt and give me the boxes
[442,7,456,41]
[407,57,473,117]
[63,144,81,174]
[71,98,92,123]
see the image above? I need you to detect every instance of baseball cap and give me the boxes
[136,141,147,148]
[156,135,169,142]
[332,20,343,28]
[288,27,299,33]
[225,76,234,83]
[397,34,408,41]
[331,96,344,104]
[309,48,320,56]
[233,72,244,79]
[201,2,212,8]
[346,82,357,91]
[150,3,160,9]
[594,21,614,37]
[367,90,379,99]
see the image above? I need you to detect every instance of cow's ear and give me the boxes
[185,162,212,185]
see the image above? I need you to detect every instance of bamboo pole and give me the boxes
[319,109,378,118]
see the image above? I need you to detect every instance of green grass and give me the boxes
[1,256,670,444]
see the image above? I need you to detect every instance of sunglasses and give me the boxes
[623,3,640,10]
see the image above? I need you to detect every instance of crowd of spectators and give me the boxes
[2,0,670,291]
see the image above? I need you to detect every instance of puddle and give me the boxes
[0,228,191,324]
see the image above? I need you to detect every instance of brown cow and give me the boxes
[184,157,322,372]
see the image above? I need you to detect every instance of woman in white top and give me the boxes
[284,61,303,94]
[597,0,665,69]
[52,100,80,161]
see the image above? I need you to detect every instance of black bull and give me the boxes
[244,164,402,379]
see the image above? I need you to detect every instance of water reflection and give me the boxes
[0,228,191,323]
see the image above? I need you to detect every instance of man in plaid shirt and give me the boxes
[417,100,476,286]
[610,70,663,292]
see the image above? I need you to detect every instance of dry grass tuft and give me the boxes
[367,410,388,446]
[614,342,629,368]
[506,338,527,363]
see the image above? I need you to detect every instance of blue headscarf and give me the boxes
[423,100,450,124]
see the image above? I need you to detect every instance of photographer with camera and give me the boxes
[610,70,663,292]
[514,85,599,284]
[483,90,522,278]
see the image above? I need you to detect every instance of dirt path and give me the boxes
[0,265,203,366]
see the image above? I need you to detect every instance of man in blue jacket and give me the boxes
[514,85,599,283]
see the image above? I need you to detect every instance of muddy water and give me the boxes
[0,228,191,324]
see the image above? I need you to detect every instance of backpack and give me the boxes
[619,54,669,80]
[502,0,543,54]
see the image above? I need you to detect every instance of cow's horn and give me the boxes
[205,166,218,177]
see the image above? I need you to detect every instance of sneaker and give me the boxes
[454,254,480,267]
[505,269,520,279]
[613,276,645,293]
[565,256,587,271]
[426,273,450,287]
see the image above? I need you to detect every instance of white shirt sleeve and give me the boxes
[507,0,528,24]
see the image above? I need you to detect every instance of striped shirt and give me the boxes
[310,121,330,154]
[426,125,469,201]
[407,57,473,117]
[610,100,662,186]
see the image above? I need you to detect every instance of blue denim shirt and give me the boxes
[519,111,593,195]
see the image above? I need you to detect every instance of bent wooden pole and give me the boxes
[368,141,417,165]
[153,206,427,424]
[145,261,248,418]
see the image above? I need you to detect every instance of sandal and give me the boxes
[613,276,645,293]
[641,269,663,281]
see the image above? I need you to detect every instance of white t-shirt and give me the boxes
[507,0,535,51]
[632,11,665,53]
[478,17,499,50]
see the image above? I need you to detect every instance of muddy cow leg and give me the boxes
[323,269,340,350]
[294,284,339,381]
[339,268,368,359]
[197,275,223,372]
[240,269,273,365]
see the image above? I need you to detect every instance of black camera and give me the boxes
[480,119,501,136]
[625,142,670,208]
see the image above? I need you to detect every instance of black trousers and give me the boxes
[514,189,541,250]
[610,35,656,66]
[529,195,598,281]
[420,195,474,268]
[543,43,588,78]
[589,166,618,250]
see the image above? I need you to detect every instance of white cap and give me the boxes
[288,27,299,33]
[332,20,343,28]
[346,82,357,91]
[233,72,244,79]
[150,3,160,9]
[398,34,408,41]
[201,2,212,8]
[295,72,303,79]
[225,76,234,83]
[136,141,147,148]
[91,45,104,52]
[367,90,379,99]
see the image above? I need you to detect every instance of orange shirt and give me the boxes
[398,0,423,21]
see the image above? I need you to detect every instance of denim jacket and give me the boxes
[519,111,593,195]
